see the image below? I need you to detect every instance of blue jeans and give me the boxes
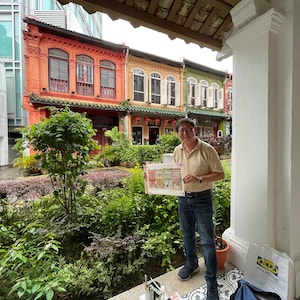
[178,189,217,285]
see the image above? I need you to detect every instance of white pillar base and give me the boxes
[222,227,248,272]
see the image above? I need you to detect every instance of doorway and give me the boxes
[148,127,159,145]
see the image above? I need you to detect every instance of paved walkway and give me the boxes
[0,165,21,181]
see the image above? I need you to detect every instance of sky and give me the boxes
[102,14,233,74]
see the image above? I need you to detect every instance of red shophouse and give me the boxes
[23,16,128,146]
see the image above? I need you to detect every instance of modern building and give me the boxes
[0,0,102,165]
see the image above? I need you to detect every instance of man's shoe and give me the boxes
[206,284,220,300]
[177,264,200,281]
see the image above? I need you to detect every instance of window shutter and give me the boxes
[218,88,224,109]
[107,70,114,88]
[175,82,180,107]
[195,83,201,106]
[207,86,214,107]
[50,58,59,79]
[144,74,149,102]
[161,79,168,105]
[60,60,68,81]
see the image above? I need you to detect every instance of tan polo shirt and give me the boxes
[173,138,224,192]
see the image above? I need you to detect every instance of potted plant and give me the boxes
[214,201,230,269]
[13,153,42,176]
[213,161,231,268]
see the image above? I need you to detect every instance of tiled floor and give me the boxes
[109,258,236,300]
[182,267,243,300]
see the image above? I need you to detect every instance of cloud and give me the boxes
[102,14,232,73]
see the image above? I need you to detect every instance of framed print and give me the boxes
[144,162,184,196]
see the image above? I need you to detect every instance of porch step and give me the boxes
[109,258,235,300]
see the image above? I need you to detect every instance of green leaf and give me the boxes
[17,288,25,298]
[46,289,54,300]
[20,280,27,290]
[32,284,41,293]
[34,291,44,300]
[37,251,45,260]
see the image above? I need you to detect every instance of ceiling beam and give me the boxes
[58,0,223,50]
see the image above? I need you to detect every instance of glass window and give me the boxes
[100,60,115,99]
[0,21,12,57]
[49,48,69,93]
[76,54,94,96]
[133,68,145,102]
[14,12,20,60]
[167,75,176,106]
[151,72,161,104]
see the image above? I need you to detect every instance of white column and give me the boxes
[221,0,300,297]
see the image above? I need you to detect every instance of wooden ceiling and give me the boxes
[58,0,240,51]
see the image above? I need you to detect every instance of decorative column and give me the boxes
[220,0,300,297]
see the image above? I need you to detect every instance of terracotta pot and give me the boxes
[216,239,230,269]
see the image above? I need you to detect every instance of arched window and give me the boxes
[133,68,145,102]
[76,55,94,96]
[100,60,115,99]
[48,48,69,93]
[150,72,161,104]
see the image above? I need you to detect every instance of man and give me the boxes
[173,118,224,300]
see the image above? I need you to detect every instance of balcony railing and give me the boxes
[77,82,94,96]
[100,87,115,99]
[49,78,69,93]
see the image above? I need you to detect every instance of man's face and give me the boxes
[177,122,196,142]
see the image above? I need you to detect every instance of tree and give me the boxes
[16,107,99,221]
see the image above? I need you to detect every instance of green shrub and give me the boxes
[94,145,119,167]
[0,227,73,300]
[14,107,99,222]
[66,232,145,299]
[159,131,181,153]
[117,145,162,166]
[0,162,230,299]
[213,161,231,235]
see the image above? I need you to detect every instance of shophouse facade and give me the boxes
[23,16,126,146]
[124,52,232,146]
[22,17,232,149]
[125,50,185,145]
[183,59,232,141]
